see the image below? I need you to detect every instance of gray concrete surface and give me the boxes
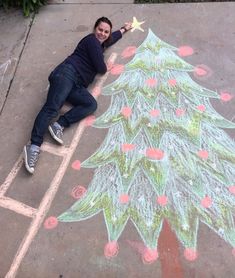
[0,2,235,277]
[0,9,32,114]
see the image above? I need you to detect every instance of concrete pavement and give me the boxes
[1,2,235,277]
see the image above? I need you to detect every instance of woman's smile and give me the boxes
[95,22,111,43]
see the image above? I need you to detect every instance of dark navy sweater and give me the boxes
[65,30,122,87]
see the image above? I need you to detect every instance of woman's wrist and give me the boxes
[120,22,132,34]
[120,26,127,34]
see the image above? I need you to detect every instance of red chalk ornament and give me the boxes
[142,247,159,264]
[71,185,87,200]
[85,115,96,126]
[201,196,212,208]
[197,150,209,159]
[157,195,168,206]
[121,46,137,58]
[44,216,58,230]
[220,92,233,102]
[197,104,206,112]
[168,78,177,86]
[104,241,119,258]
[146,78,157,87]
[178,46,194,57]
[195,66,207,76]
[71,160,81,170]
[150,109,160,117]
[176,108,185,117]
[121,143,136,152]
[193,64,212,80]
[121,106,132,118]
[146,148,164,160]
[119,194,130,204]
[228,186,235,195]
[184,248,198,261]
[110,64,124,75]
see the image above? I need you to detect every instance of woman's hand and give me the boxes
[124,22,132,32]
[120,22,132,34]
[106,61,114,71]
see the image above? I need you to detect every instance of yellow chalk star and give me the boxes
[131,17,145,32]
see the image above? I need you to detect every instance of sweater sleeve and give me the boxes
[87,35,107,74]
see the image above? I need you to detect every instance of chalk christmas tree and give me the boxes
[58,29,235,263]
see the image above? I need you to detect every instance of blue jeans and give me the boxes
[31,62,97,146]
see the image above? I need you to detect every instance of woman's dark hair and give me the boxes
[93,17,113,45]
[94,17,112,30]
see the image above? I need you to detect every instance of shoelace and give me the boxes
[29,151,39,167]
[55,127,64,137]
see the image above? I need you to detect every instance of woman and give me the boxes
[24,17,132,174]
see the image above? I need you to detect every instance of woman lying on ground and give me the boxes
[24,16,132,174]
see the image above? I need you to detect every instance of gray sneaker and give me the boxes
[48,122,64,145]
[23,145,40,174]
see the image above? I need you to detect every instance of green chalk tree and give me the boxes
[58,29,235,262]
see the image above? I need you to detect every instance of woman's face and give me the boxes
[94,21,111,43]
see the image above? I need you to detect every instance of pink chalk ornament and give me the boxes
[197,104,206,112]
[176,108,185,117]
[71,185,87,199]
[104,241,119,258]
[110,64,124,75]
[197,150,209,159]
[119,194,130,204]
[44,216,58,230]
[201,196,212,208]
[121,106,132,118]
[71,160,81,170]
[146,78,157,87]
[157,195,168,206]
[193,64,213,80]
[121,46,137,58]
[232,248,235,257]
[146,148,164,160]
[92,86,101,97]
[228,186,235,195]
[220,92,233,102]
[168,78,177,86]
[150,109,160,117]
[178,46,194,57]
[142,247,159,264]
[121,143,136,152]
[184,248,198,261]
[195,66,207,76]
[85,115,96,126]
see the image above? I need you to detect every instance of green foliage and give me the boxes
[0,0,47,16]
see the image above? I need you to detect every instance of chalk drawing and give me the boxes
[0,59,11,84]
[178,46,194,57]
[220,91,233,102]
[71,185,87,200]
[131,17,145,33]
[43,216,58,229]
[59,29,235,263]
[0,58,18,85]
[193,64,213,80]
